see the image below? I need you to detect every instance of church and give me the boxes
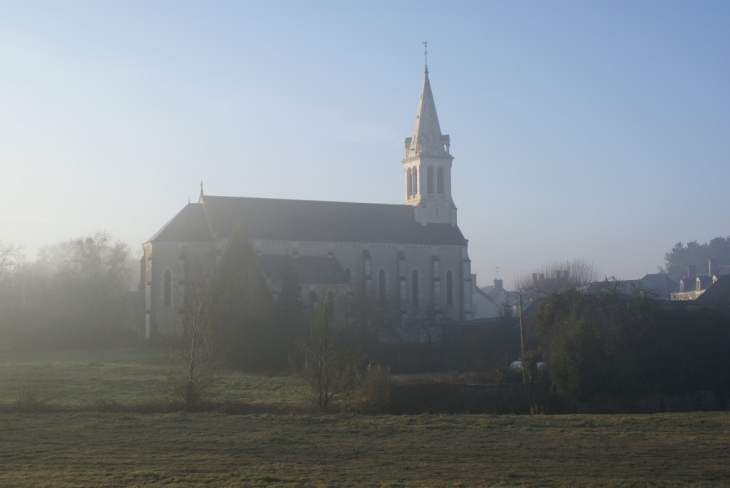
[141,66,473,339]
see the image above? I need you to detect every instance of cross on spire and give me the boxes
[423,40,428,74]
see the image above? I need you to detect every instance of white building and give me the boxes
[141,67,473,338]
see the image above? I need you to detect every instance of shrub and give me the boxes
[353,366,391,413]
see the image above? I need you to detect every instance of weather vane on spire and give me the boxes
[423,40,428,73]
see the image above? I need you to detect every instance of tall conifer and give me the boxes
[212,223,276,370]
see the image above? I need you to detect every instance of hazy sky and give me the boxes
[1,1,728,288]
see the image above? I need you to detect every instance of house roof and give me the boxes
[588,274,678,298]
[639,273,679,294]
[697,275,714,289]
[714,266,730,278]
[149,195,467,246]
[522,296,548,316]
[257,255,349,286]
[473,286,499,306]
[696,276,730,303]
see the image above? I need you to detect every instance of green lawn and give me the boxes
[1,349,729,486]
[0,412,729,487]
[0,347,307,407]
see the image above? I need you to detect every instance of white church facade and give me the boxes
[141,67,473,338]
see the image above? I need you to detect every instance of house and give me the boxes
[671,259,730,301]
[471,277,520,319]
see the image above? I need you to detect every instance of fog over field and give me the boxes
[1,1,728,284]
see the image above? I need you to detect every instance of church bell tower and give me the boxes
[402,63,457,226]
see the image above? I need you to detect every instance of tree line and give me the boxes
[4,229,730,409]
[0,233,137,350]
[532,282,730,403]
[662,236,730,280]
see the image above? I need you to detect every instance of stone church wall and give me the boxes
[144,241,215,338]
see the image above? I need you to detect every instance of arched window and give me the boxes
[437,167,444,194]
[344,268,352,282]
[412,167,418,195]
[379,269,386,304]
[427,166,434,193]
[163,269,172,305]
[446,271,453,306]
[412,270,419,305]
[407,168,412,198]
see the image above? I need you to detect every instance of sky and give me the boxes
[1,1,728,288]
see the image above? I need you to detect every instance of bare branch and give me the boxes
[513,259,602,297]
[166,269,219,410]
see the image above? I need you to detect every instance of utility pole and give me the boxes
[519,294,525,357]
[519,294,526,384]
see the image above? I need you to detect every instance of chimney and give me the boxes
[685,265,697,280]
[494,278,503,291]
[532,273,538,286]
[709,258,716,278]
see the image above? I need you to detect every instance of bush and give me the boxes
[353,366,391,413]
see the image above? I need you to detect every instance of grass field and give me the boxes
[0,348,307,407]
[1,348,730,487]
[1,411,729,487]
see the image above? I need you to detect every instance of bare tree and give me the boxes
[513,259,602,298]
[37,231,133,347]
[0,242,22,283]
[403,307,441,347]
[299,294,359,412]
[0,242,23,310]
[167,271,219,411]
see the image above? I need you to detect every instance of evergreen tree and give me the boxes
[275,261,305,361]
[663,237,730,280]
[211,223,277,371]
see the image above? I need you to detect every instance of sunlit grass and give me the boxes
[0,412,728,486]
[0,347,308,407]
[0,349,729,485]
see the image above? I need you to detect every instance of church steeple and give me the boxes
[407,70,449,158]
[402,63,457,226]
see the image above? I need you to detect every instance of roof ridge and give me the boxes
[202,194,414,209]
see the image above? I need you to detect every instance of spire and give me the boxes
[408,67,447,157]
[198,181,204,203]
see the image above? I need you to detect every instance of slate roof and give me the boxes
[149,195,467,246]
[148,203,213,243]
[714,266,730,278]
[257,255,349,286]
[522,296,548,317]
[696,276,730,304]
[638,273,679,295]
[697,275,714,290]
[473,286,499,307]
[588,274,678,299]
